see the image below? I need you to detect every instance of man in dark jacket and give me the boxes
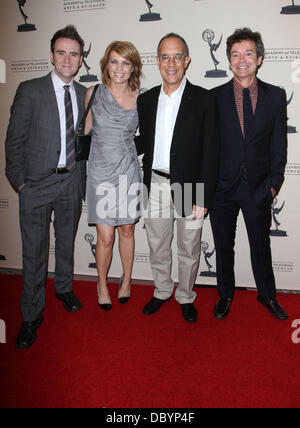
[210,28,288,320]
[136,33,219,323]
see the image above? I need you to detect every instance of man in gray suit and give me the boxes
[5,26,87,349]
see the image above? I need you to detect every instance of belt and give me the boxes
[54,167,70,175]
[153,169,170,180]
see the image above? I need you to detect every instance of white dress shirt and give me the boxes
[51,71,78,168]
[152,78,187,173]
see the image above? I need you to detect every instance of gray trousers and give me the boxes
[18,169,82,322]
[144,172,204,304]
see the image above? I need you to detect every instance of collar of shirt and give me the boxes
[233,77,258,99]
[233,77,258,137]
[159,77,187,101]
[51,71,75,93]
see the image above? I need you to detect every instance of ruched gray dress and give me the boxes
[86,84,142,226]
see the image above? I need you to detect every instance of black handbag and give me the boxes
[75,84,99,161]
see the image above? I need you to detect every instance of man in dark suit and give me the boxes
[5,26,87,348]
[210,28,288,320]
[136,33,219,323]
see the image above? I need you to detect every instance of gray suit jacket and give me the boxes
[5,73,87,198]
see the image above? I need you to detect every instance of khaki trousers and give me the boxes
[144,171,204,304]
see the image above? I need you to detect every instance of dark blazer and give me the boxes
[5,73,87,197]
[212,78,287,205]
[136,80,220,214]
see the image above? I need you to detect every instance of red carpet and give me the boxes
[0,274,299,408]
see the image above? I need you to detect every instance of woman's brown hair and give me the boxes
[100,41,143,91]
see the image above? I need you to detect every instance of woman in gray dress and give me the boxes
[85,41,143,311]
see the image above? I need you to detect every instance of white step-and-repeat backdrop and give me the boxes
[0,0,299,291]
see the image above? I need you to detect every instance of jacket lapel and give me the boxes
[43,73,61,142]
[172,80,193,141]
[148,85,161,159]
[246,78,270,142]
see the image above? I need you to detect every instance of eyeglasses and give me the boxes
[159,54,186,64]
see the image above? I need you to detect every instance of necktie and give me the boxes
[64,85,76,172]
[243,88,254,138]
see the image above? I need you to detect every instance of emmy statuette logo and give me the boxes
[203,29,228,78]
[270,198,288,237]
[85,234,97,269]
[80,43,99,83]
[17,0,37,32]
[140,0,162,22]
[281,0,300,14]
[200,242,216,278]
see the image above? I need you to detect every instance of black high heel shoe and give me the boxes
[97,282,112,311]
[118,275,131,304]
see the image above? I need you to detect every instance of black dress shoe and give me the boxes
[181,303,198,323]
[214,298,232,319]
[99,302,112,311]
[56,291,82,312]
[257,295,288,320]
[119,296,130,304]
[143,297,170,315]
[15,317,43,349]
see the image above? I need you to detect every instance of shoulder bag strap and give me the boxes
[77,84,100,135]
